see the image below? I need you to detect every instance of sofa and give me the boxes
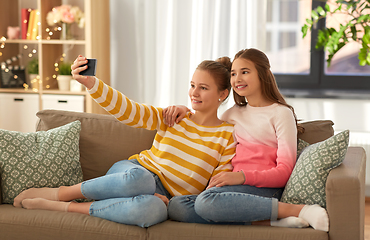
[0,109,365,240]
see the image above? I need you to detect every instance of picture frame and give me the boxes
[0,66,26,88]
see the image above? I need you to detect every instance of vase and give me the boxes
[57,75,72,91]
[60,23,73,40]
[70,79,83,92]
[28,73,39,90]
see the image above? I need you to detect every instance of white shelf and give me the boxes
[0,39,86,45]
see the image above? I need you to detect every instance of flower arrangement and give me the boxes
[46,5,85,28]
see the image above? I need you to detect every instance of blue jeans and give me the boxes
[168,185,283,224]
[80,159,170,227]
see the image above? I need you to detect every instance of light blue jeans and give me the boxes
[80,159,170,227]
[168,185,283,224]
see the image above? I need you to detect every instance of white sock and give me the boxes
[21,198,70,212]
[271,217,309,228]
[298,204,329,232]
[13,187,59,208]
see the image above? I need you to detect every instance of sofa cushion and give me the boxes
[0,204,147,240]
[36,110,156,181]
[298,120,334,144]
[0,121,83,204]
[297,138,310,158]
[281,130,349,208]
[147,220,328,240]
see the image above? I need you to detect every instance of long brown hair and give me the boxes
[232,48,304,134]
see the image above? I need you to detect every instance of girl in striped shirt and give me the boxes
[13,55,236,228]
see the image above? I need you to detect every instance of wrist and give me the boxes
[238,171,246,184]
[85,77,96,90]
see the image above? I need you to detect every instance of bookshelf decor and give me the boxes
[0,66,26,88]
[46,5,85,40]
[0,0,111,115]
[0,54,26,88]
[60,23,72,40]
[7,26,20,40]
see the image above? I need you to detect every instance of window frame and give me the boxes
[275,0,370,97]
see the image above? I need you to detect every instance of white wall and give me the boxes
[287,97,370,196]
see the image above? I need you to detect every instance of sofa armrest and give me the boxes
[326,146,366,240]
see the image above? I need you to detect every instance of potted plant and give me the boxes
[27,58,39,89]
[57,61,72,91]
[302,0,370,67]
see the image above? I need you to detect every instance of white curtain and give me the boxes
[110,0,266,111]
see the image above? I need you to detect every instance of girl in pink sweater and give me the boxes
[164,48,329,231]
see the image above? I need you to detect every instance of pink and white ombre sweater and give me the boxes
[221,103,297,188]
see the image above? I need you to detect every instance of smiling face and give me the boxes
[189,70,225,113]
[231,58,263,102]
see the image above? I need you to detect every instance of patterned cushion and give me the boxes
[281,130,349,208]
[0,121,83,204]
[297,138,310,158]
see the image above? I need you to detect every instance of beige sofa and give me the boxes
[0,109,365,240]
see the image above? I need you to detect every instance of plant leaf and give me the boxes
[311,10,319,20]
[357,14,369,23]
[302,25,309,38]
[316,6,327,16]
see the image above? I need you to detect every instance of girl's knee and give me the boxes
[122,167,156,195]
[91,195,167,227]
[134,195,168,227]
[194,190,214,218]
[168,196,196,221]
[169,195,214,224]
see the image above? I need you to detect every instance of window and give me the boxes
[265,0,370,96]
[264,0,312,75]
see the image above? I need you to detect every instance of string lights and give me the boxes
[0,20,75,91]
[45,26,63,40]
[0,38,39,91]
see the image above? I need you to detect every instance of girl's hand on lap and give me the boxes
[207,171,245,189]
[154,193,170,206]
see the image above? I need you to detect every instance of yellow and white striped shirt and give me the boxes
[88,78,236,196]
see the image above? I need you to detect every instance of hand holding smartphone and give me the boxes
[80,59,97,76]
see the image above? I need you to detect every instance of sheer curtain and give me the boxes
[110,0,266,111]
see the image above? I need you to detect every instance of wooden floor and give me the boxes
[365,199,370,240]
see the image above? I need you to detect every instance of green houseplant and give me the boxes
[58,61,72,76]
[27,58,39,75]
[57,61,72,91]
[27,58,39,89]
[302,0,370,66]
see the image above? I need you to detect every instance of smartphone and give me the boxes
[80,59,97,76]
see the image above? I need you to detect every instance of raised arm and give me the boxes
[71,55,164,131]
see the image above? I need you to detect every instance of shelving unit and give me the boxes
[0,0,110,125]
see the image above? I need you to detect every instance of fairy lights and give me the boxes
[0,36,73,91]
[28,74,41,92]
[45,25,64,40]
[0,41,38,90]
